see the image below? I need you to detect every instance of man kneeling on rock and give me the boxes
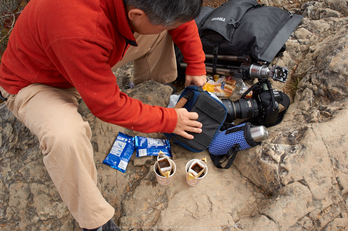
[0,0,206,230]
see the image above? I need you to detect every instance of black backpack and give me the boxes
[196,0,303,63]
[176,0,303,81]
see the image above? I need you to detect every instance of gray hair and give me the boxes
[124,0,203,27]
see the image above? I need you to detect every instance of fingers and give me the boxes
[187,111,199,120]
[181,120,202,133]
[179,110,202,129]
[177,122,202,139]
[178,131,195,140]
[184,78,194,87]
[181,122,202,139]
[173,108,203,139]
[185,75,207,87]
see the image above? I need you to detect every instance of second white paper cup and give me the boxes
[185,159,208,186]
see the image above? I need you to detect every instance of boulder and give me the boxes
[1,0,348,230]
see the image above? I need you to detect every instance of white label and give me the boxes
[118,160,128,170]
[211,17,226,22]
[110,141,126,157]
[138,149,147,157]
[147,138,165,147]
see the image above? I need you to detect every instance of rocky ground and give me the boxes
[1,0,348,230]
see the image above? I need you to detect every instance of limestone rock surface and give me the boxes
[1,0,348,230]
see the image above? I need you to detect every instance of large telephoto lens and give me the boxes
[222,98,259,122]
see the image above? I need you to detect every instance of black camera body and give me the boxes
[222,80,285,127]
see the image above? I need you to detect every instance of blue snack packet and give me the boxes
[103,132,135,173]
[135,136,172,158]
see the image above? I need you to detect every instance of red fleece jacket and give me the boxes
[0,0,206,134]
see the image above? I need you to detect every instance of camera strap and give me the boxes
[273,91,290,126]
[240,80,291,127]
[266,80,277,110]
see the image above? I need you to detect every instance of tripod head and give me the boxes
[249,64,288,83]
[203,54,288,83]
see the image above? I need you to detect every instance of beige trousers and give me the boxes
[0,31,177,229]
[113,32,177,84]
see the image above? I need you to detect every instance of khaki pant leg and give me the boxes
[112,31,178,85]
[0,84,114,229]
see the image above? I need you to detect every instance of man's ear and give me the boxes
[128,8,146,21]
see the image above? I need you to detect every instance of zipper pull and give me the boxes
[283,7,293,16]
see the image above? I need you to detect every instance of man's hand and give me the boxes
[185,75,207,87]
[173,108,202,139]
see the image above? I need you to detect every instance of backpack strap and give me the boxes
[212,44,219,74]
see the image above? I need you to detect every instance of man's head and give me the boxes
[124,0,202,34]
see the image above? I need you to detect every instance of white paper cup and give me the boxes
[154,159,176,185]
[185,159,208,186]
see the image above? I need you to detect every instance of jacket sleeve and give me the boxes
[169,20,206,76]
[46,38,177,134]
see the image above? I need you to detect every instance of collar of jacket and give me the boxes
[101,0,137,46]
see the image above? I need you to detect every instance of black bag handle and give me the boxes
[210,143,241,169]
[210,123,258,169]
